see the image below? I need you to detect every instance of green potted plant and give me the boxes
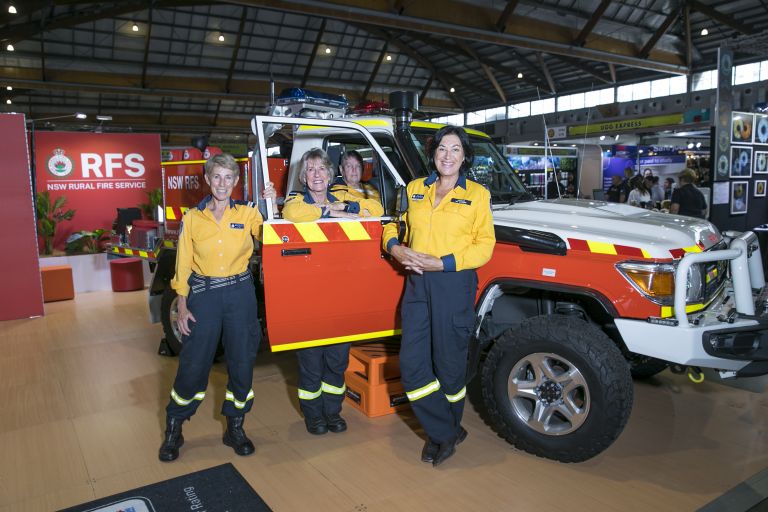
[65,229,108,254]
[139,188,163,220]
[35,191,76,255]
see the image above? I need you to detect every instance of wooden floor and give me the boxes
[1,290,767,512]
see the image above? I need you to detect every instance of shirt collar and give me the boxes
[197,195,236,211]
[302,187,339,204]
[424,171,467,190]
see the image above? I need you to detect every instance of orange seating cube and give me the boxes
[109,257,144,292]
[41,265,75,302]
[344,341,408,417]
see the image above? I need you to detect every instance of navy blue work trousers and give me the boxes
[166,274,261,420]
[400,270,477,444]
[297,343,351,420]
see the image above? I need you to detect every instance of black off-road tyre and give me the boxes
[481,315,633,462]
[160,287,183,355]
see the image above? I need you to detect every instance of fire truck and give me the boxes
[144,88,768,463]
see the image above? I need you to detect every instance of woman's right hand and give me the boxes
[176,295,197,337]
[390,245,430,274]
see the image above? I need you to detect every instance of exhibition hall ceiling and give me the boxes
[0,0,765,139]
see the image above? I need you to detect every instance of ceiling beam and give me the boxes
[224,6,249,93]
[687,0,756,35]
[537,53,557,97]
[226,0,688,75]
[550,54,613,84]
[456,40,506,103]
[362,42,388,100]
[301,17,326,88]
[495,0,520,33]
[140,2,154,89]
[684,4,693,71]
[573,0,611,47]
[638,6,682,59]
[607,62,616,83]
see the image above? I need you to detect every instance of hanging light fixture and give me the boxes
[6,44,14,52]
[8,4,17,14]
[449,87,455,93]
[700,28,709,36]
[517,72,523,79]
[218,34,225,42]
[324,46,331,54]
[132,23,139,32]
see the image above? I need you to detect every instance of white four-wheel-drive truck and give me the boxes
[147,89,768,462]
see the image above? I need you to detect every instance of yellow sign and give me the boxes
[569,113,684,136]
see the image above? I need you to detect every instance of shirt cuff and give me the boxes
[386,237,400,253]
[345,201,361,214]
[441,254,456,272]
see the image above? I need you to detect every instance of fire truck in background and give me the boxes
[135,88,768,464]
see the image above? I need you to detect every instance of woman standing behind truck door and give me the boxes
[382,125,495,467]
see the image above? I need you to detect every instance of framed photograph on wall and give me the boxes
[731,146,753,178]
[755,151,768,174]
[755,114,768,145]
[755,180,767,198]
[731,181,748,215]
[731,112,755,145]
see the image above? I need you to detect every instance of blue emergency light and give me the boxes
[276,88,348,110]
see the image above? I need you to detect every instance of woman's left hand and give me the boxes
[262,181,276,200]
[408,253,444,273]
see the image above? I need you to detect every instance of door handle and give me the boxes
[281,248,311,256]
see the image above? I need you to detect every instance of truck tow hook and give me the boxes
[670,365,705,383]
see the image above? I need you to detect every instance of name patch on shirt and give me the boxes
[411,193,425,200]
[450,198,472,205]
[230,223,244,229]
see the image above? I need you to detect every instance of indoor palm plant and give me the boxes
[35,191,76,255]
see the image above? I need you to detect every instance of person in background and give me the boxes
[606,175,623,202]
[627,175,651,208]
[282,148,381,435]
[330,150,381,203]
[670,169,707,218]
[382,125,495,467]
[159,154,275,462]
[664,177,675,200]
[648,176,664,207]
[283,148,383,221]
[619,166,634,203]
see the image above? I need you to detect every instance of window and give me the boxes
[650,78,670,98]
[761,60,768,81]
[508,101,530,119]
[631,81,651,100]
[692,70,715,91]
[585,88,614,107]
[734,62,760,85]
[530,98,555,115]
[669,75,687,95]
[557,92,584,112]
[617,84,632,102]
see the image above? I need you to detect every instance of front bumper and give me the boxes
[616,231,768,377]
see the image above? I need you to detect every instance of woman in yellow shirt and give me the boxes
[330,150,381,202]
[159,153,274,462]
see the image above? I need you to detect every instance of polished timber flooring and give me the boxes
[1,290,767,511]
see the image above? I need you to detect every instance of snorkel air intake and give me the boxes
[389,91,419,133]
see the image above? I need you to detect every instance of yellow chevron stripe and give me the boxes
[138,251,148,258]
[339,221,371,241]
[262,224,282,245]
[125,249,134,255]
[294,222,328,243]
[165,206,176,220]
[586,240,617,255]
[683,245,702,253]
[271,329,402,352]
[163,240,174,248]
[641,249,652,258]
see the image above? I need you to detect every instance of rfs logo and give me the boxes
[47,148,74,177]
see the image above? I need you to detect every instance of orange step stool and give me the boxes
[344,341,408,417]
[41,265,75,302]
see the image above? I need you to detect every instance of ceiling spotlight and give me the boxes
[8,5,17,14]
[517,72,523,79]
[6,99,11,104]
[96,115,112,121]
[696,142,702,148]
[599,135,606,141]
[132,23,139,32]
[533,142,539,146]
[687,142,694,149]
[75,112,87,119]
[449,87,455,93]
[700,28,709,36]
[639,149,644,154]
[6,86,12,91]
[614,134,620,141]
[324,46,331,54]
[218,34,225,42]
[385,54,392,61]
[571,144,576,147]
[6,44,14,52]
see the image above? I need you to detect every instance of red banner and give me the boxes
[34,132,162,250]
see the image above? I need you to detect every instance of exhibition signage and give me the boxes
[34,132,162,250]
[569,113,684,136]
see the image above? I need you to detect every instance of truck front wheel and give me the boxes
[481,315,633,462]
[160,287,183,355]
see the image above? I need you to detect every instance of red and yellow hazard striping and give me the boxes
[272,329,402,352]
[263,220,383,245]
[568,238,705,259]
[110,246,156,259]
[165,206,190,220]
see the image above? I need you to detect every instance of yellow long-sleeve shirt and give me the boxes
[382,173,495,272]
[282,188,384,222]
[330,181,382,203]
[171,196,263,296]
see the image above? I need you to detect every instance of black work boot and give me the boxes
[305,417,328,435]
[223,416,255,456]
[421,438,439,463]
[432,426,468,467]
[158,416,185,462]
[325,414,347,433]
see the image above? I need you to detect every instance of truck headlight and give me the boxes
[616,261,704,306]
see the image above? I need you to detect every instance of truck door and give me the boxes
[252,116,407,352]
